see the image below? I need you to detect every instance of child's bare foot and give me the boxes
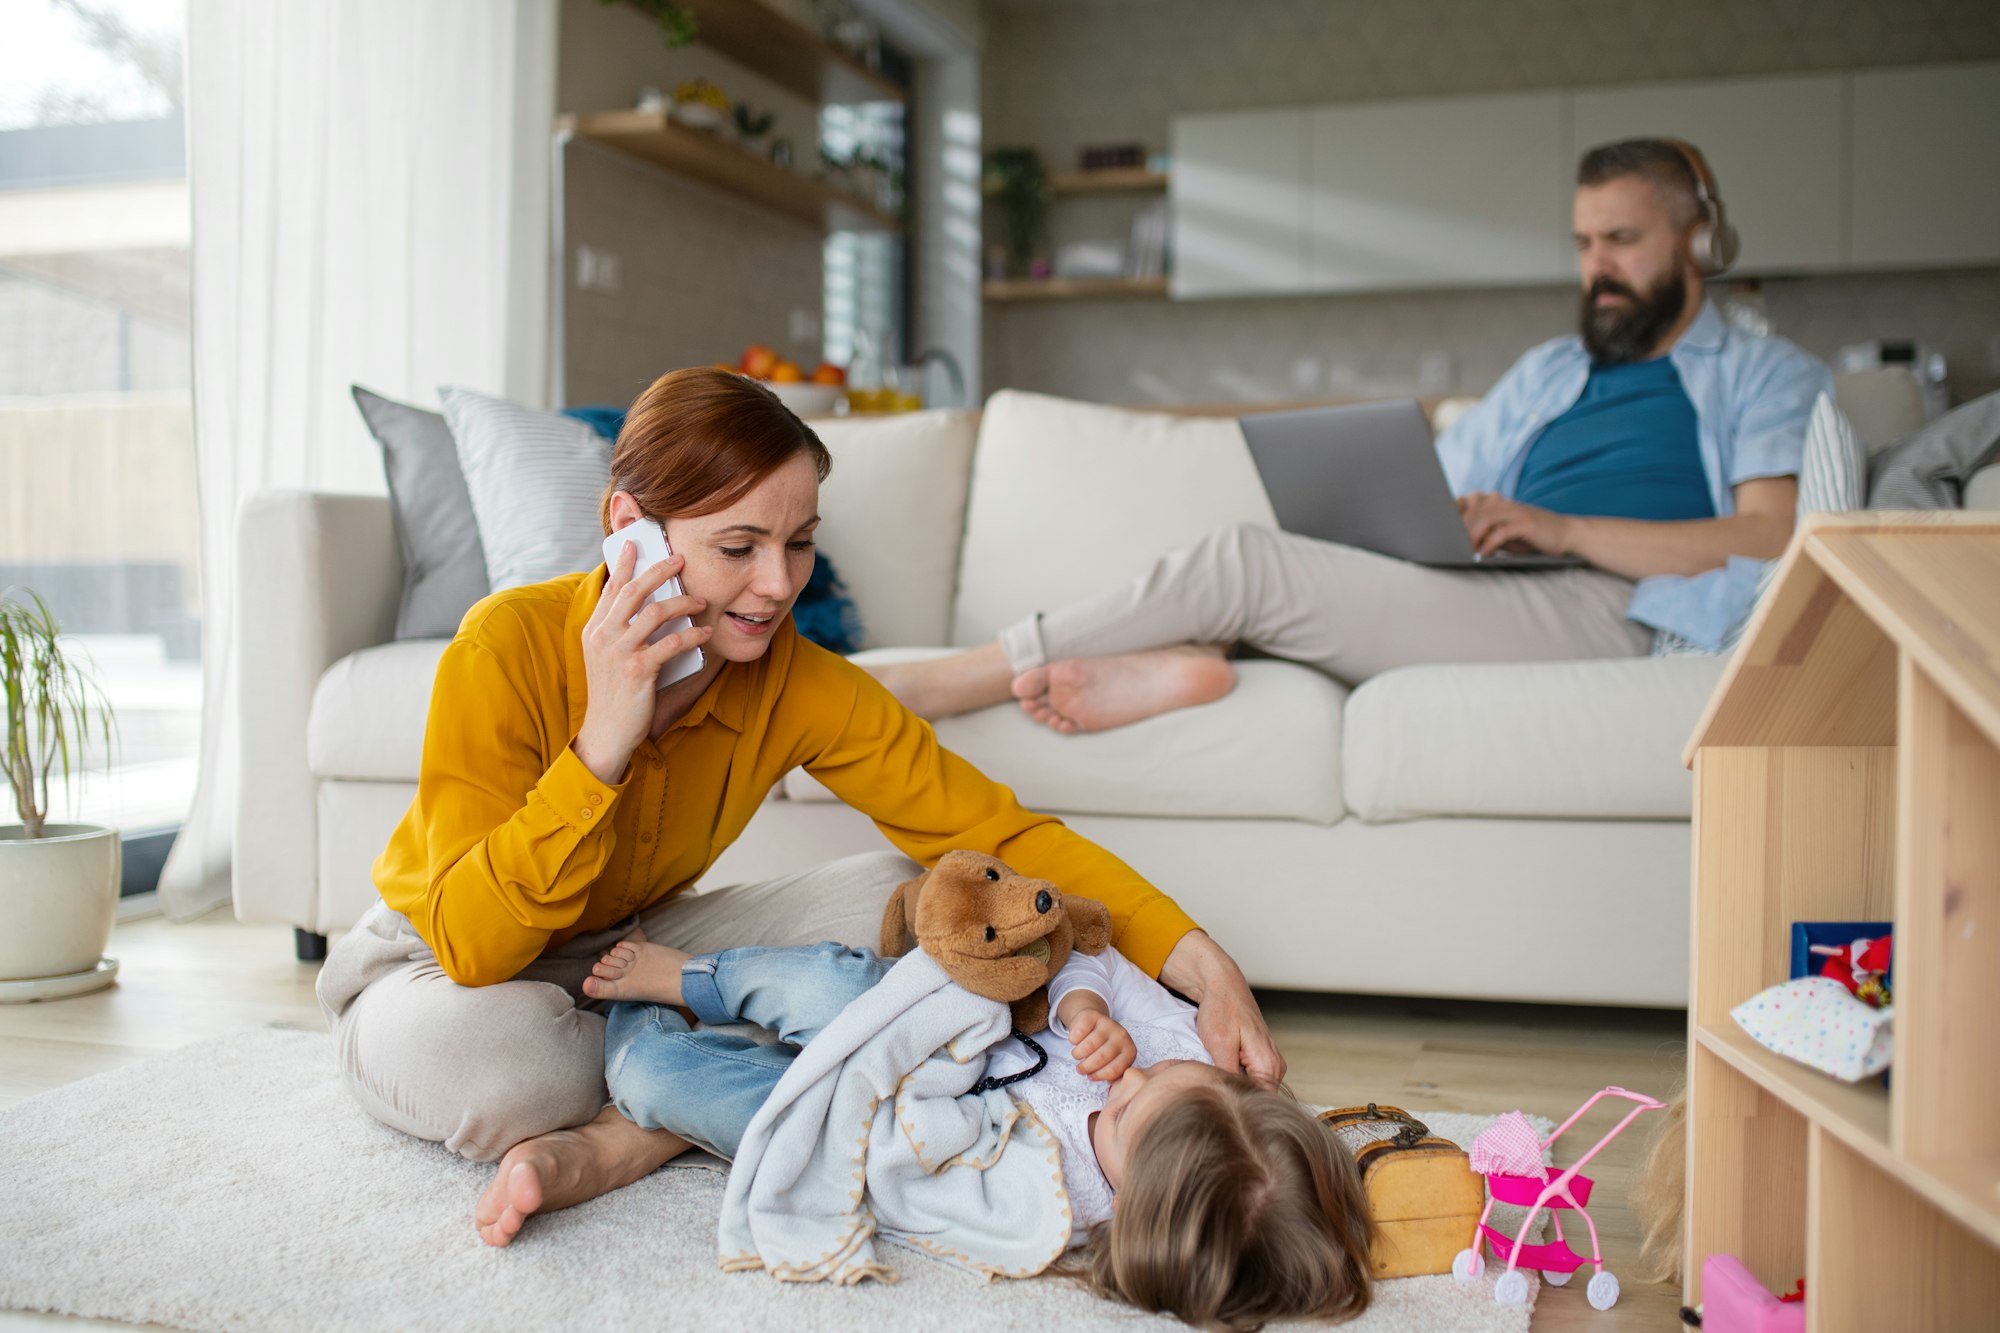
[1010,647,1235,734]
[582,940,692,1004]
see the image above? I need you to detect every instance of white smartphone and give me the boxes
[601,517,706,690]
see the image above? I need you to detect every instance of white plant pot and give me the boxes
[0,823,121,992]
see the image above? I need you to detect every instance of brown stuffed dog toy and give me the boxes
[880,850,1112,1034]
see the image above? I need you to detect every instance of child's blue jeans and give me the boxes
[602,941,891,1158]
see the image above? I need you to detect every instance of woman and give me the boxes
[316,367,1281,1247]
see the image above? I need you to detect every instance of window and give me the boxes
[1,0,197,849]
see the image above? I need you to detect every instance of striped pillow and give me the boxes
[441,387,615,593]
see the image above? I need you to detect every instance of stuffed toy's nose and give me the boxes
[1036,889,1052,914]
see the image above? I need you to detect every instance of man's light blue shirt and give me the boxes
[1434,300,1832,651]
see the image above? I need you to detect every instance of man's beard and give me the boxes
[1580,268,1688,364]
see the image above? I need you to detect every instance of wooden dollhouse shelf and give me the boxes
[981,169,1168,198]
[982,276,1168,302]
[660,0,903,106]
[1683,511,2000,1330]
[562,111,900,234]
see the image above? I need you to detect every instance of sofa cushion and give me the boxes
[308,640,450,781]
[440,386,613,592]
[351,386,490,640]
[952,391,1277,646]
[810,410,978,650]
[783,651,1347,824]
[1341,654,1725,823]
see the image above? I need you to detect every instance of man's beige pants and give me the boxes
[999,523,1656,681]
[316,850,917,1163]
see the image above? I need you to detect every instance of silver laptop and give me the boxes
[1238,400,1585,570]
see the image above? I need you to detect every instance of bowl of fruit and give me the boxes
[732,344,846,416]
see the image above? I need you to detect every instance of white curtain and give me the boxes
[161,0,554,918]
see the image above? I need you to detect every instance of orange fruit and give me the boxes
[810,362,846,386]
[769,361,804,382]
[739,344,778,378]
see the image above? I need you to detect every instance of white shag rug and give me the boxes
[0,1028,1544,1332]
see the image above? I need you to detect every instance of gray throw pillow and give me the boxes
[1866,390,2000,509]
[439,386,615,592]
[351,385,491,640]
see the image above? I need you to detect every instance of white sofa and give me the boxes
[236,375,1944,1006]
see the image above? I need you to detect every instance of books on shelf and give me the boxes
[1125,201,1170,279]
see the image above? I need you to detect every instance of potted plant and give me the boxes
[983,147,1051,279]
[1,587,121,1001]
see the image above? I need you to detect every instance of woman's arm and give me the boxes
[787,645,1284,1080]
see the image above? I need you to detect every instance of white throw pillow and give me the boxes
[952,391,1277,646]
[811,410,979,649]
[440,387,614,592]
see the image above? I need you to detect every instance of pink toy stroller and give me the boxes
[1451,1086,1664,1312]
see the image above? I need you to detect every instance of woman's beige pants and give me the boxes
[999,523,1656,682]
[316,850,917,1163]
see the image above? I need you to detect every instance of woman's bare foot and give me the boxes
[582,939,691,1004]
[473,1104,691,1247]
[868,642,1015,721]
[1010,646,1235,734]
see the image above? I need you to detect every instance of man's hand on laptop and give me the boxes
[1457,493,1577,559]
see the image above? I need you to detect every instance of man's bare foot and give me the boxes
[582,939,691,1004]
[474,1105,691,1247]
[1010,646,1235,734]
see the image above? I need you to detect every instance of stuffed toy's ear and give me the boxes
[880,871,928,957]
[1065,895,1112,955]
[1010,991,1050,1035]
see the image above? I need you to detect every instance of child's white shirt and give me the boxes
[983,945,1212,1245]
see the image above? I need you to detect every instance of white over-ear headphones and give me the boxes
[1662,138,1739,278]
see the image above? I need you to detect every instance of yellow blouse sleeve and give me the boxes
[406,621,626,985]
[785,646,1200,977]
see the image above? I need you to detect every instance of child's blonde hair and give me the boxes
[1071,1073,1375,1331]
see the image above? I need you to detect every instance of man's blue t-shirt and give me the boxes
[1511,357,1714,522]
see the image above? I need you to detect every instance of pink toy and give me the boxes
[1699,1254,1806,1333]
[1451,1086,1665,1312]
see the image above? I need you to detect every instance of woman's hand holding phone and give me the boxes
[574,540,712,784]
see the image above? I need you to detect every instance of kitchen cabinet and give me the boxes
[1849,61,2000,268]
[1169,108,1309,299]
[1306,92,1568,292]
[1570,73,1846,274]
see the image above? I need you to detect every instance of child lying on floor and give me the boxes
[584,935,1375,1330]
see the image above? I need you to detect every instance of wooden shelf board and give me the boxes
[563,111,899,234]
[1696,1023,1888,1154]
[1049,168,1167,194]
[981,169,1168,199]
[671,0,902,106]
[983,276,1168,302]
[1697,1024,2000,1248]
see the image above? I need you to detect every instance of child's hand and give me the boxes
[1069,1009,1136,1082]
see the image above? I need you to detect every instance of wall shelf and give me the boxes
[663,0,902,106]
[1683,511,2000,1330]
[562,110,899,234]
[982,276,1167,303]
[1049,168,1167,194]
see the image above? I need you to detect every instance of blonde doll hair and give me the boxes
[1069,1073,1375,1331]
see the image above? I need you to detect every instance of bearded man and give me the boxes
[872,138,1832,733]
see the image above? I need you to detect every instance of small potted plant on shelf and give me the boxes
[598,0,697,49]
[983,147,1051,279]
[0,587,121,1002]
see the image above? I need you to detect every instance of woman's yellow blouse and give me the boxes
[373,569,1202,988]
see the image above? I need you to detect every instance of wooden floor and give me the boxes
[0,911,1689,1331]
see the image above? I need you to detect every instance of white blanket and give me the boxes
[717,949,1072,1284]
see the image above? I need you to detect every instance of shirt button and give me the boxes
[589,793,603,806]
[639,831,653,843]
[579,808,592,820]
